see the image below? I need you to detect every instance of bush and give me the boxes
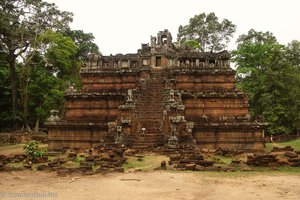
[23,140,47,160]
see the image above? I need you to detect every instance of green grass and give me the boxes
[62,161,80,168]
[213,155,232,165]
[265,138,300,152]
[6,162,24,169]
[123,154,169,172]
[74,155,86,163]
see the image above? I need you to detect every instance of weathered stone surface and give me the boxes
[185,164,196,171]
[247,154,278,167]
[272,146,294,152]
[37,164,50,171]
[160,160,167,170]
[284,151,298,158]
[114,167,125,172]
[86,155,99,162]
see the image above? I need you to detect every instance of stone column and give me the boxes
[196,59,199,67]
[128,60,131,68]
[186,60,190,66]
[151,56,156,67]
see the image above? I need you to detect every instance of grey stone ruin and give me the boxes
[186,121,194,133]
[46,110,61,122]
[65,84,77,94]
[150,36,157,48]
[168,124,178,148]
[126,89,134,103]
[168,89,175,103]
[115,126,124,144]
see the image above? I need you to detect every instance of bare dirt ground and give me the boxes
[0,171,299,200]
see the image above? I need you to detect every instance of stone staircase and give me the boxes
[133,68,165,148]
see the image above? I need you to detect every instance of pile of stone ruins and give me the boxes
[45,29,266,152]
[247,146,300,167]
[1,145,300,175]
[0,145,127,176]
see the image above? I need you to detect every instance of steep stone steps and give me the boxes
[133,68,166,147]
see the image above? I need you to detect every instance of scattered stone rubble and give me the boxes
[215,148,244,157]
[247,146,300,167]
[0,145,127,176]
[1,145,300,174]
[168,150,239,172]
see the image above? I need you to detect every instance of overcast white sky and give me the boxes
[46,0,300,55]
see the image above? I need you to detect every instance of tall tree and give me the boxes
[0,0,73,129]
[286,40,300,68]
[65,30,100,60]
[27,56,65,133]
[233,29,300,135]
[177,12,236,52]
[0,51,12,130]
[19,30,77,132]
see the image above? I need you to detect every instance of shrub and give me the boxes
[24,140,47,161]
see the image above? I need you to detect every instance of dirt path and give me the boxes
[0,171,299,200]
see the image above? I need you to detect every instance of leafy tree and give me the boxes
[0,0,73,129]
[0,0,100,132]
[183,40,203,51]
[19,30,77,132]
[286,40,300,68]
[38,30,78,79]
[233,29,300,135]
[28,61,65,133]
[177,12,236,52]
[0,52,13,130]
[65,30,100,60]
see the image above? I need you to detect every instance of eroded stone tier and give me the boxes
[46,29,265,151]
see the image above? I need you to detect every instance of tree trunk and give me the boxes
[8,51,18,130]
[21,67,32,133]
[34,117,40,133]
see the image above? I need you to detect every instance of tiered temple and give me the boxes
[45,29,265,151]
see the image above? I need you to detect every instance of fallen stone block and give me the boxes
[185,163,196,171]
[284,151,298,158]
[161,160,167,170]
[37,164,50,171]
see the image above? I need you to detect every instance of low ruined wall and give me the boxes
[81,72,139,93]
[182,94,249,121]
[64,95,124,121]
[0,133,47,145]
[193,130,264,151]
[47,123,107,151]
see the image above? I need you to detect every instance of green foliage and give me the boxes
[0,1,100,131]
[183,40,203,51]
[233,29,300,135]
[23,140,47,160]
[286,40,300,67]
[0,0,73,130]
[65,29,100,59]
[0,58,13,130]
[38,30,78,79]
[177,12,236,52]
[28,64,65,125]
